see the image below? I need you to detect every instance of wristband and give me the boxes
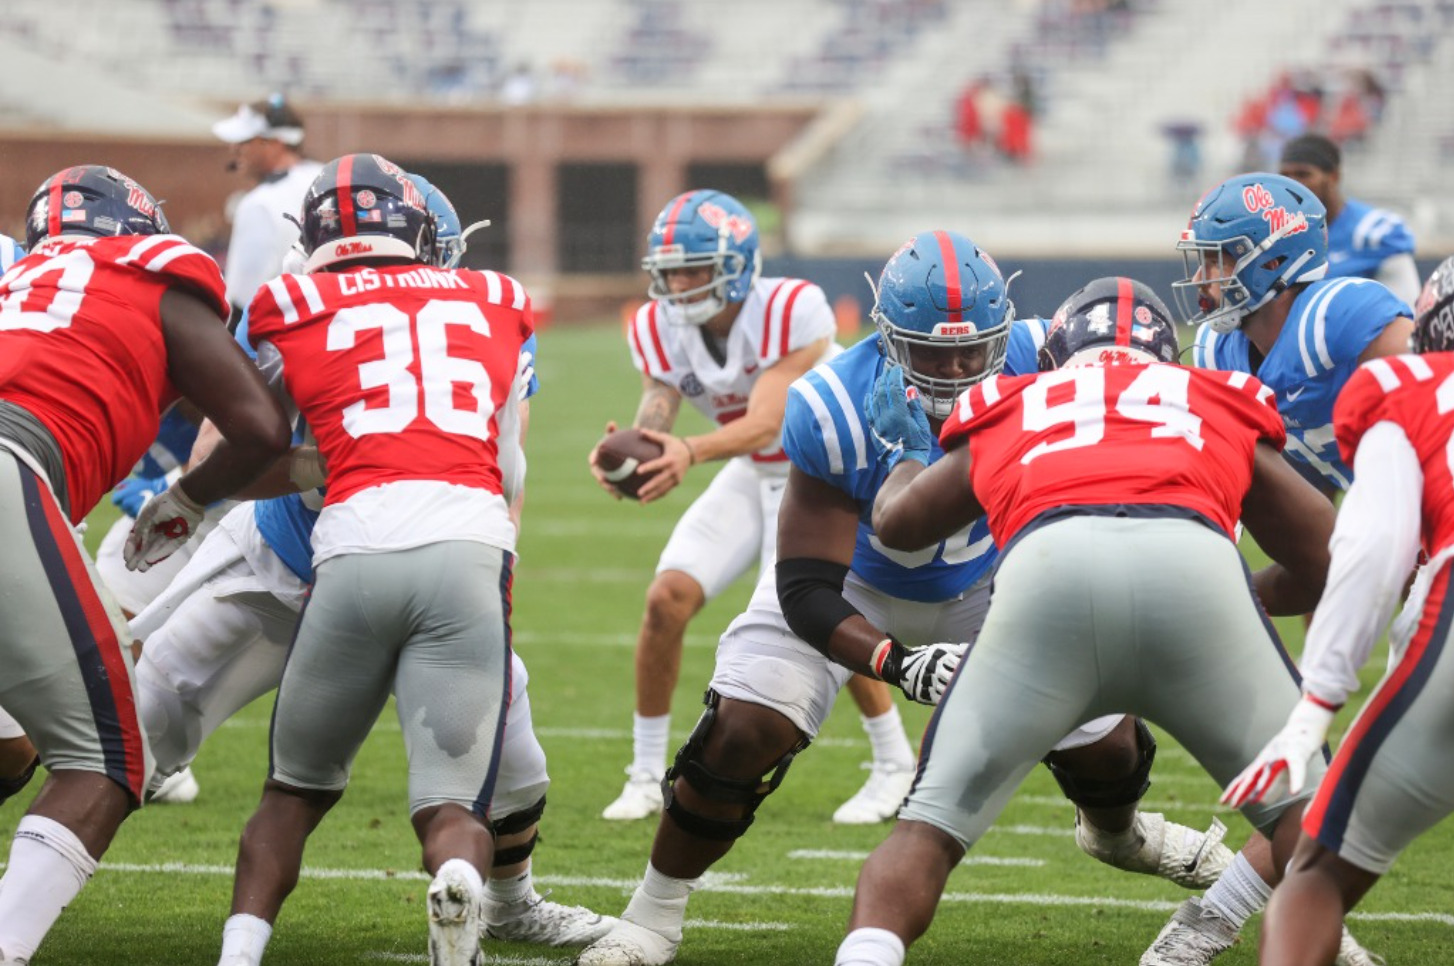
[1303,692,1343,713]
[682,437,698,465]
[871,637,906,682]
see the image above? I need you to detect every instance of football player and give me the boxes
[833,276,1337,966]
[0,165,290,966]
[1181,172,1412,495]
[590,190,920,825]
[1221,257,1454,966]
[123,154,550,966]
[128,174,613,949]
[1167,171,1398,966]
[575,251,1230,966]
[1279,133,1420,305]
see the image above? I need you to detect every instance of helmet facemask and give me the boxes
[870,280,1011,419]
[643,243,753,327]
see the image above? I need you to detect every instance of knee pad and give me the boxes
[661,689,809,842]
[1044,717,1156,810]
[0,755,39,806]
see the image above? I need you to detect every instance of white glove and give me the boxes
[1221,696,1337,808]
[874,639,968,705]
[124,484,206,572]
[517,348,535,402]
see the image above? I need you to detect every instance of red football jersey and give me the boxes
[247,264,533,506]
[940,363,1287,547]
[1336,353,1454,558]
[0,234,229,523]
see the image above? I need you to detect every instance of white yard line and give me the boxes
[25,862,1445,927]
[790,849,1044,867]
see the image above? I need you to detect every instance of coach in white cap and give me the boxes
[212,93,322,319]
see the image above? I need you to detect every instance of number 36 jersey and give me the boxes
[0,234,229,523]
[247,264,533,561]
[941,363,1286,548]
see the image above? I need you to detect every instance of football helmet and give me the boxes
[642,190,761,326]
[1413,256,1454,355]
[25,165,170,249]
[870,230,1014,418]
[299,153,436,272]
[1039,276,1180,371]
[407,173,463,268]
[1173,172,1327,334]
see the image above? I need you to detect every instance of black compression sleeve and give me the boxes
[776,557,863,656]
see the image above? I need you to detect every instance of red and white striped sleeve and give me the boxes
[757,279,832,364]
[119,234,230,321]
[627,301,673,377]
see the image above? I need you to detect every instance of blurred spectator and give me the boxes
[1161,120,1203,190]
[1233,65,1390,168]
[501,62,537,105]
[1279,133,1420,304]
[954,80,985,151]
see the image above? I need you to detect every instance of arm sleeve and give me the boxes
[253,340,300,427]
[1375,252,1422,307]
[1300,420,1423,706]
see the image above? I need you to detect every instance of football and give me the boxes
[595,427,665,500]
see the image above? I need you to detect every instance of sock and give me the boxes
[0,815,99,963]
[218,913,273,966]
[621,862,698,941]
[631,713,671,779]
[1200,852,1272,928]
[862,707,914,769]
[835,926,907,966]
[485,868,534,907]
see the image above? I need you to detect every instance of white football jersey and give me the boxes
[627,276,835,465]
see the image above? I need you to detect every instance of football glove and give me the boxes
[111,473,170,519]
[867,364,932,469]
[1221,696,1337,808]
[873,638,967,705]
[125,483,206,573]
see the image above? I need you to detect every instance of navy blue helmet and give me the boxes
[299,153,436,272]
[1040,276,1180,371]
[25,165,170,249]
[1413,256,1454,355]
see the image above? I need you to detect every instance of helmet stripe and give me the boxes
[48,166,81,240]
[336,154,357,238]
[932,230,963,324]
[1116,276,1134,347]
[661,192,695,247]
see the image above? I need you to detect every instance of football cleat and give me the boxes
[1336,928,1386,966]
[428,864,483,966]
[1140,896,1237,966]
[482,890,617,947]
[575,918,680,966]
[149,765,200,805]
[601,769,664,822]
[832,761,916,825]
[1076,813,1232,890]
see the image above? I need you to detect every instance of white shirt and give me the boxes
[1300,420,1424,706]
[224,160,323,310]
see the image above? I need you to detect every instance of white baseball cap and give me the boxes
[212,98,304,146]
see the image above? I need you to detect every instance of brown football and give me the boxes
[595,428,665,500]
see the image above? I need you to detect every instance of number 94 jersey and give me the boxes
[246,264,533,513]
[782,319,1045,603]
[942,363,1286,548]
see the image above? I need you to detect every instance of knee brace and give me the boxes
[0,755,39,806]
[489,795,546,868]
[1044,718,1156,810]
[661,689,809,842]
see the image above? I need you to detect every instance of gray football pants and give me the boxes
[270,540,513,816]
[901,514,1322,849]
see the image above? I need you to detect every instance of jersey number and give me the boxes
[327,300,496,440]
[1019,366,1205,464]
[0,249,95,332]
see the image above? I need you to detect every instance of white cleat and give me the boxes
[1140,896,1238,966]
[832,761,915,825]
[149,765,200,805]
[575,918,679,966]
[483,890,618,947]
[1336,927,1386,966]
[428,866,483,966]
[601,769,663,822]
[1077,812,1233,890]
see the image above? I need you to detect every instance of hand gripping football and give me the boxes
[595,428,665,500]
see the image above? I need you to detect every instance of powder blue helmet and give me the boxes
[406,173,464,268]
[1173,172,1327,334]
[871,230,1014,418]
[642,190,761,326]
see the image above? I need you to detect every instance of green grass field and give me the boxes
[3,323,1452,965]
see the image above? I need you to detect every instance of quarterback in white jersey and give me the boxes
[590,190,919,826]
